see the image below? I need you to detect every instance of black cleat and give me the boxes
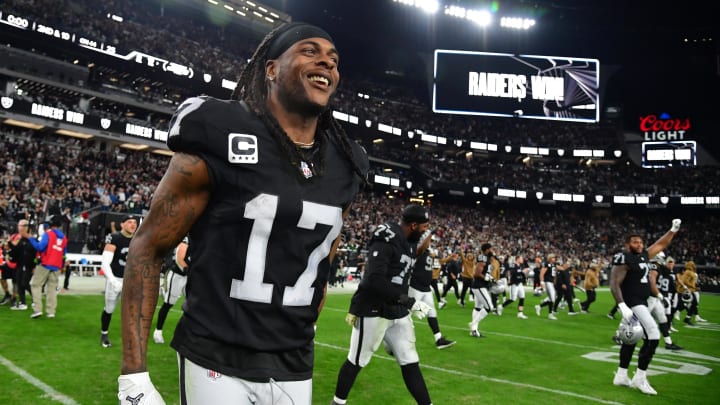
[436,337,456,349]
[101,333,112,348]
[665,343,683,351]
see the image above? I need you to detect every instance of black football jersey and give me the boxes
[349,222,414,319]
[104,232,132,278]
[657,264,676,295]
[472,253,490,288]
[509,262,526,285]
[612,250,652,306]
[166,97,368,381]
[543,262,557,283]
[410,248,433,292]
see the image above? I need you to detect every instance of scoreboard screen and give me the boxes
[433,50,600,123]
[641,141,696,168]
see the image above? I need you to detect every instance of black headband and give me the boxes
[266,22,334,60]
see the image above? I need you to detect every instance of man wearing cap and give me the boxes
[332,204,433,405]
[100,215,138,348]
[119,21,368,404]
[24,215,68,318]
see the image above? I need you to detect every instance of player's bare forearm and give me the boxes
[609,265,627,304]
[120,153,210,374]
[648,230,676,258]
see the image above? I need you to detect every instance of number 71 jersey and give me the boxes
[167,97,368,356]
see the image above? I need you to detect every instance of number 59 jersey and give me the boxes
[167,97,368,380]
[612,250,652,307]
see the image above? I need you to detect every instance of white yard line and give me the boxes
[315,341,626,405]
[0,354,80,405]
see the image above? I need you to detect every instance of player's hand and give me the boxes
[345,313,358,328]
[411,301,431,320]
[671,218,681,233]
[118,372,166,405]
[397,294,416,310]
[617,302,634,322]
[484,273,494,282]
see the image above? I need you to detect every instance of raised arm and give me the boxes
[121,153,211,374]
[647,219,681,258]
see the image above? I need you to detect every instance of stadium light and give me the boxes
[473,186,480,194]
[557,149,565,157]
[406,180,413,189]
[481,187,489,195]
[535,192,543,199]
[660,196,669,204]
[613,150,622,158]
[393,0,439,14]
[595,195,604,203]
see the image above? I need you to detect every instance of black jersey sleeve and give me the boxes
[167,96,211,152]
[612,252,628,266]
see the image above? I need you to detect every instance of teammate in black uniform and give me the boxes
[409,231,456,349]
[332,205,433,405]
[469,243,495,337]
[648,254,682,351]
[501,256,529,318]
[610,219,681,395]
[553,259,577,315]
[153,237,190,344]
[119,22,368,405]
[535,254,559,320]
[100,215,137,348]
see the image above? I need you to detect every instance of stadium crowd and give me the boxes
[1,126,719,267]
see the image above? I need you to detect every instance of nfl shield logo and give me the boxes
[207,370,222,381]
[300,161,313,179]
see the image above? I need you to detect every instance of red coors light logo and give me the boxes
[640,114,690,141]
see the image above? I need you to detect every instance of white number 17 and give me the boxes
[229,193,342,306]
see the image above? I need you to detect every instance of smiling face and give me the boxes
[266,37,339,117]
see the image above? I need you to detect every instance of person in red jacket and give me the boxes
[25,215,68,319]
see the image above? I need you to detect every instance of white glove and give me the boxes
[484,273,494,282]
[671,218,681,233]
[118,372,166,405]
[411,301,432,320]
[617,302,634,322]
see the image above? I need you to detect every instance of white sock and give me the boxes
[434,332,442,341]
[333,396,347,404]
[664,336,672,345]
[635,369,647,379]
[616,367,628,377]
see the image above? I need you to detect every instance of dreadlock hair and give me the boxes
[231,24,368,184]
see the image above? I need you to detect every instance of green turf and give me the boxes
[1,289,718,404]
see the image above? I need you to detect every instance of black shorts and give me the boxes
[1,264,16,280]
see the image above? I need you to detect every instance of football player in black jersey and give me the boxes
[469,243,496,337]
[662,256,680,331]
[610,219,681,395]
[119,22,368,405]
[552,257,577,315]
[152,237,190,345]
[501,255,529,318]
[332,205,433,405]
[409,231,456,349]
[647,254,683,351]
[535,254,559,320]
[100,215,137,348]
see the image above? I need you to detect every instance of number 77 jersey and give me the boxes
[167,97,368,380]
[613,250,652,307]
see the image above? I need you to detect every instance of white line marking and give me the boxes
[315,341,626,405]
[0,354,80,405]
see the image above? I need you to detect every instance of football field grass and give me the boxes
[1,287,718,404]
